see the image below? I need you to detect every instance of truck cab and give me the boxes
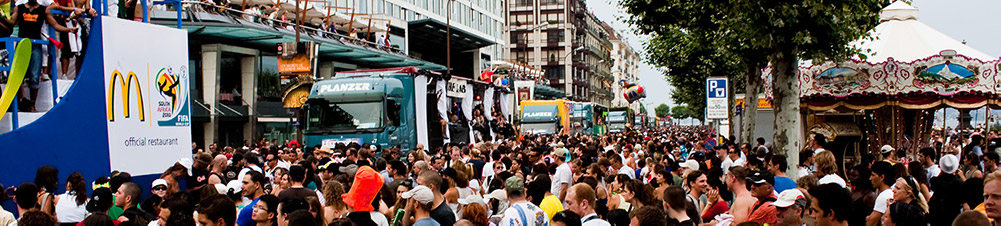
[302,69,419,152]
[519,100,570,135]
[607,108,632,133]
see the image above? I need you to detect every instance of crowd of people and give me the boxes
[1,126,1001,226]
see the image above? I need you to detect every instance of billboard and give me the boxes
[103,18,191,175]
[706,78,728,119]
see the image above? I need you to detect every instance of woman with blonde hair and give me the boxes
[892,176,929,213]
[322,181,349,224]
[815,150,847,188]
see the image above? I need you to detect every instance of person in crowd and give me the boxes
[919,147,941,181]
[983,171,1001,222]
[458,198,489,226]
[551,210,582,226]
[402,185,439,226]
[418,171,455,226]
[552,148,573,201]
[17,210,56,226]
[867,161,896,226]
[881,202,926,226]
[929,154,964,225]
[157,197,195,226]
[769,155,797,193]
[628,206,664,226]
[115,182,150,224]
[814,151,846,188]
[700,178,727,223]
[342,165,387,225]
[197,194,236,226]
[662,186,696,226]
[726,166,755,223]
[34,166,58,216]
[848,165,876,226]
[807,184,851,226]
[745,170,778,224]
[54,172,88,224]
[951,210,991,226]
[892,176,929,213]
[797,151,814,178]
[236,171,268,226]
[499,176,549,226]
[565,183,610,226]
[277,165,317,202]
[771,189,809,226]
[685,171,708,216]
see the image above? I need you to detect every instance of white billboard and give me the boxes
[103,17,192,175]
[706,78,728,119]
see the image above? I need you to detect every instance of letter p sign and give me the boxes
[707,78,727,98]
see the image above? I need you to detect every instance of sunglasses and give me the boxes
[152,185,168,191]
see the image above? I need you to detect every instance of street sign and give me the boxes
[706,78,728,119]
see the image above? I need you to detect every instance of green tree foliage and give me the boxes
[639,103,648,114]
[670,105,694,119]
[655,104,670,118]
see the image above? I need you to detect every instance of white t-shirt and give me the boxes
[370,211,390,226]
[873,189,893,214]
[818,174,847,188]
[797,166,811,178]
[721,157,733,173]
[500,202,549,226]
[926,164,941,179]
[551,163,572,198]
[618,166,635,179]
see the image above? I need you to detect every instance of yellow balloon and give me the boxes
[0,38,34,120]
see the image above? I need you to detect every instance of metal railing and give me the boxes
[155,1,405,55]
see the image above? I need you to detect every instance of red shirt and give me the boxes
[702,200,730,222]
[746,194,779,224]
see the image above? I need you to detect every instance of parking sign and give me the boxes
[706,78,728,119]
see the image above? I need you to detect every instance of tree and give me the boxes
[655,104,670,118]
[621,0,886,177]
[639,103,648,114]
[670,105,691,119]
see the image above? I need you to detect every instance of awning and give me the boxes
[408,18,495,51]
[534,84,565,99]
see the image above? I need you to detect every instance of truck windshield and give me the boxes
[307,101,384,131]
[608,112,627,122]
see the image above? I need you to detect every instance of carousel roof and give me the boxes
[852,1,994,63]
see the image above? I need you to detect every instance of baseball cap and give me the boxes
[552,148,569,160]
[746,170,775,185]
[226,180,242,194]
[86,188,113,212]
[339,164,359,176]
[483,189,508,201]
[683,160,700,171]
[880,145,895,154]
[940,154,959,174]
[401,185,435,205]
[341,166,385,211]
[505,176,525,192]
[151,179,168,188]
[458,195,486,206]
[772,189,807,208]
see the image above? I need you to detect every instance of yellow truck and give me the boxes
[518,99,571,135]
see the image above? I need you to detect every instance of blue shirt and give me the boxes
[413,218,441,226]
[774,176,797,193]
[236,197,259,226]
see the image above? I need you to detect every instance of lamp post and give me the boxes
[447,0,453,78]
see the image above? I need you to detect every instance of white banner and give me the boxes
[103,17,192,175]
[446,79,468,98]
[415,75,429,147]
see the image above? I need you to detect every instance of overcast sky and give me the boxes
[585,0,1001,118]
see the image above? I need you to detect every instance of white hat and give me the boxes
[151,179,168,188]
[483,189,508,201]
[880,145,895,154]
[771,189,807,208]
[683,160,700,171]
[939,154,959,174]
[402,185,434,205]
[458,195,486,205]
[213,184,228,195]
[226,180,242,194]
[177,158,193,175]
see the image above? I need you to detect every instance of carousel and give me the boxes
[765,1,999,166]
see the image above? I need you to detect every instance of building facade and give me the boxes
[504,0,617,105]
[603,22,641,111]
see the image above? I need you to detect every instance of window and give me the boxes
[358,0,368,13]
[517,0,531,7]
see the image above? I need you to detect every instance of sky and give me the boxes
[586,0,1001,126]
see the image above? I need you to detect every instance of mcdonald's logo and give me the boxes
[107,70,145,121]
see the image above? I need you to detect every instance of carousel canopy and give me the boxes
[852,1,994,63]
[780,1,1001,111]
